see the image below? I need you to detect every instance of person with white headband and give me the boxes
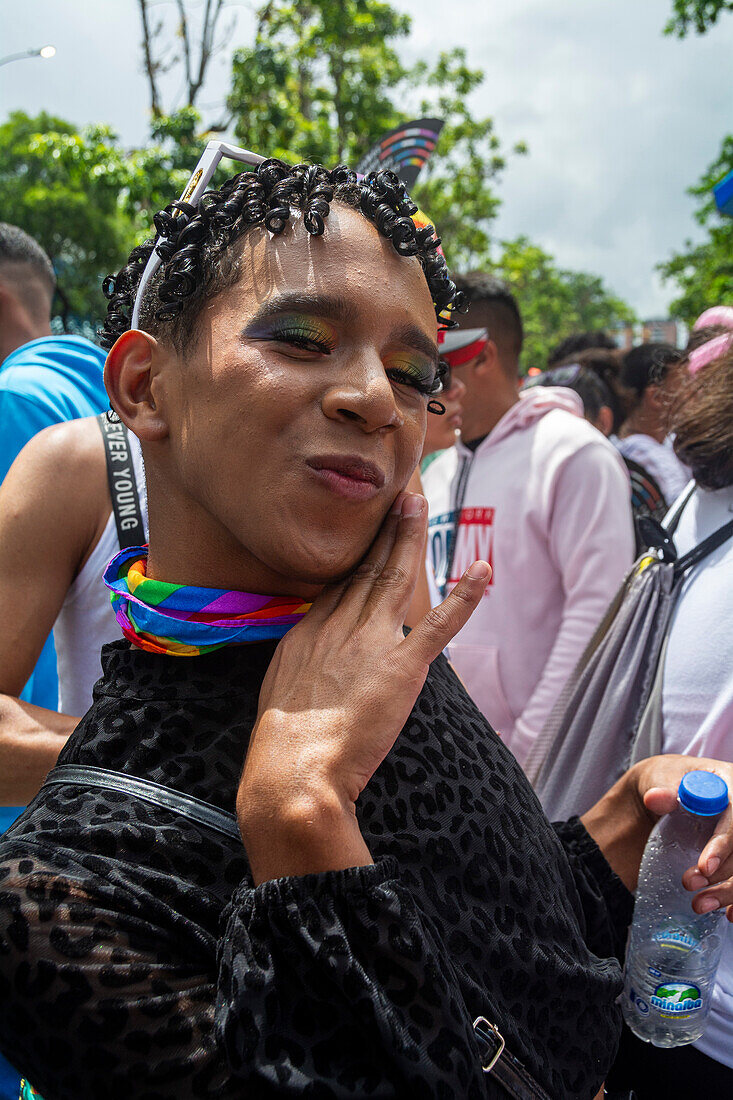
[2,149,733,1100]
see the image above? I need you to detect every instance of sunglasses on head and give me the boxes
[131,140,266,329]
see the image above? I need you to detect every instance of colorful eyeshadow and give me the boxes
[269,314,338,352]
[383,351,438,394]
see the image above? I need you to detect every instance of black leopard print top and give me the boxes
[0,641,632,1100]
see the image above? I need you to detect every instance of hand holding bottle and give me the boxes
[622,770,729,1047]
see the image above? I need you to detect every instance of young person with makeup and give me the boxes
[1,155,733,1100]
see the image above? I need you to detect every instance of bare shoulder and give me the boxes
[0,416,110,562]
[5,416,107,498]
[26,415,105,471]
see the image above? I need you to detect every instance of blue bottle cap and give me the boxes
[679,771,729,816]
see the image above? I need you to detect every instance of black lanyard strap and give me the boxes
[97,413,145,549]
[441,450,474,596]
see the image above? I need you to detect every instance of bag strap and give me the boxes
[629,509,733,768]
[42,765,550,1098]
[673,515,733,580]
[629,629,670,767]
[96,414,145,549]
[473,1018,553,1099]
[42,763,241,841]
[637,485,733,577]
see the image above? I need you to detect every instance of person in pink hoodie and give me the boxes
[423,272,634,770]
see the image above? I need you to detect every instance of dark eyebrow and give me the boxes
[391,324,439,368]
[243,293,356,332]
[243,292,439,367]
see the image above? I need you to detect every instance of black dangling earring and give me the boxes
[427,399,446,415]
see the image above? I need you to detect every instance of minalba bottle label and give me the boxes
[649,981,703,1017]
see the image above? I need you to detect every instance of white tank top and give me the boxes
[54,432,148,716]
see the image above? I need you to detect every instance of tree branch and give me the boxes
[255,0,276,40]
[175,0,194,99]
[137,0,162,117]
[188,0,216,107]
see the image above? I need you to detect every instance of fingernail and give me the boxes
[401,494,424,517]
[706,856,721,876]
[466,561,490,581]
[688,873,708,890]
[699,897,719,913]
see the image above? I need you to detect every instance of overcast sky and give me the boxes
[3,0,732,317]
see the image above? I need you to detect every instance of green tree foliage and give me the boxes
[0,111,133,324]
[229,0,411,164]
[410,50,525,270]
[228,2,520,267]
[2,0,632,340]
[123,108,208,234]
[0,108,216,326]
[665,0,733,35]
[658,135,733,323]
[495,237,635,370]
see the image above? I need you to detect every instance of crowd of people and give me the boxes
[0,150,731,1100]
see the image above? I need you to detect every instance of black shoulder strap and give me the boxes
[674,515,733,581]
[441,450,474,597]
[97,413,145,549]
[42,763,241,842]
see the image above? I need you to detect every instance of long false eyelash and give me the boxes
[270,327,336,354]
[387,368,440,397]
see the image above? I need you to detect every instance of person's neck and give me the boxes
[619,409,666,445]
[143,471,323,601]
[459,388,519,448]
[0,318,51,365]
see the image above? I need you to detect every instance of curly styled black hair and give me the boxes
[100,160,460,390]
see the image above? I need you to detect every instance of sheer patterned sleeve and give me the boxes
[553,817,635,962]
[0,843,488,1099]
[217,858,486,1096]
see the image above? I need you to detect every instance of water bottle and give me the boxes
[622,770,729,1048]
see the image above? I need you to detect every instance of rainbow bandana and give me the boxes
[104,546,311,656]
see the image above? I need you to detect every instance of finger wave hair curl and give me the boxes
[100,159,462,386]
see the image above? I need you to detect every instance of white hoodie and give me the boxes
[423,387,634,769]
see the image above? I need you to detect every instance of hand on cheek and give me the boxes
[237,492,490,884]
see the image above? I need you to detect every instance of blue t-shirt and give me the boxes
[0,335,108,711]
[0,335,108,483]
